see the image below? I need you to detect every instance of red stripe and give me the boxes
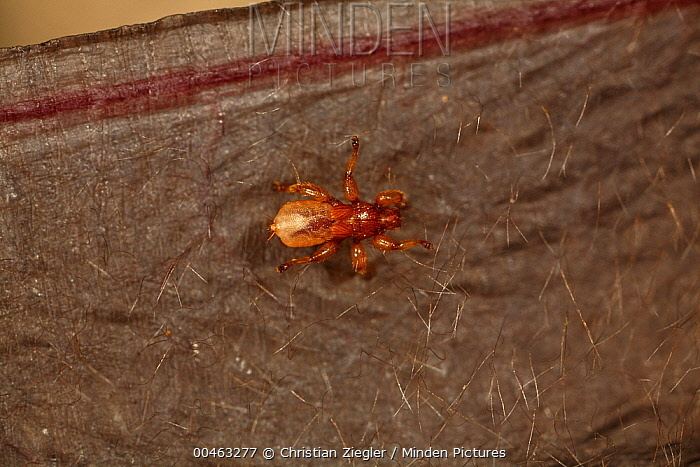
[1,0,696,124]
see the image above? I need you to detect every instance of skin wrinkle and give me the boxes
[1,0,699,465]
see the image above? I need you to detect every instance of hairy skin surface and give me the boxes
[1,1,699,464]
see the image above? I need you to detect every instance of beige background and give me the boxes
[0,0,258,48]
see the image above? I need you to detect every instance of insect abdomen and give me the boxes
[271,200,334,247]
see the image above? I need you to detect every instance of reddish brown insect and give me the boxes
[270,136,432,274]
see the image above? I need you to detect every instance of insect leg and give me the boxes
[371,234,432,251]
[344,136,360,202]
[272,181,333,201]
[375,190,406,207]
[350,241,368,275]
[277,240,339,272]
